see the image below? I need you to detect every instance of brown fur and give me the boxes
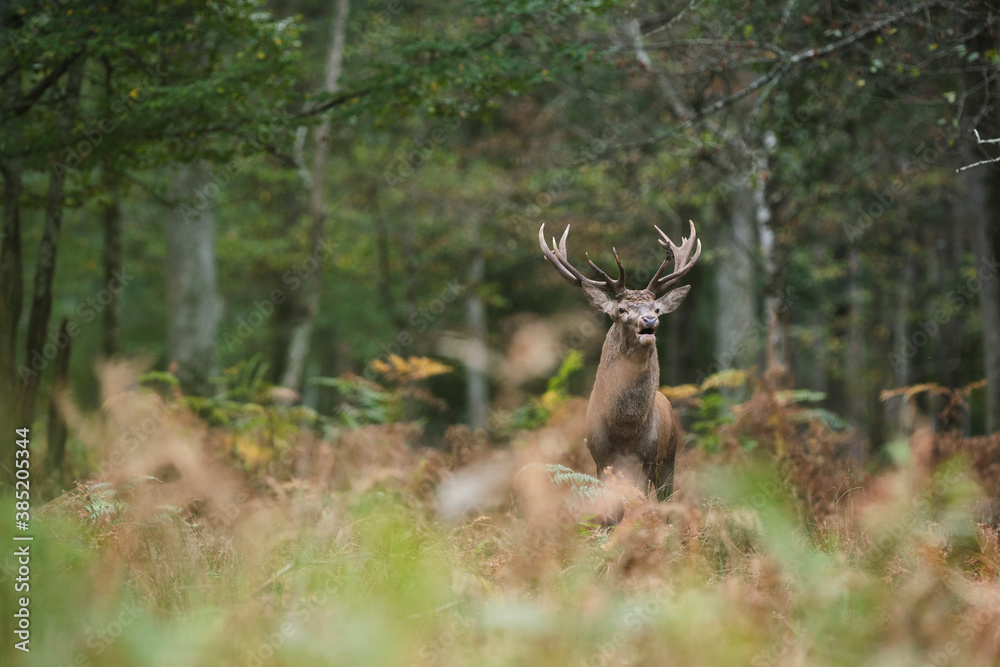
[581,287,687,500]
[538,223,701,501]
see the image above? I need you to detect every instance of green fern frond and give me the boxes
[775,389,827,405]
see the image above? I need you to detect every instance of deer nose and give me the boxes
[640,315,658,329]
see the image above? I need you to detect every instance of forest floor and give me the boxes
[4,362,1000,667]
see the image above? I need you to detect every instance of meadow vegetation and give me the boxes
[3,358,1000,667]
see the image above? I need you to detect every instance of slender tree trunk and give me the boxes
[845,246,866,458]
[808,244,828,396]
[466,215,489,431]
[16,54,86,429]
[869,281,888,448]
[373,208,406,331]
[889,245,915,435]
[0,150,23,406]
[401,222,418,321]
[101,167,123,357]
[166,163,221,395]
[713,175,757,376]
[1,0,25,486]
[755,152,788,388]
[281,0,349,393]
[46,318,70,480]
[0,111,23,485]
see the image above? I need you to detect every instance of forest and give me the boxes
[2,0,1000,665]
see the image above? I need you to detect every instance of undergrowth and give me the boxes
[2,361,999,667]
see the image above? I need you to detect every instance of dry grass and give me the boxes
[3,362,1000,667]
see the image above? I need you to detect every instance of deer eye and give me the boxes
[617,306,626,314]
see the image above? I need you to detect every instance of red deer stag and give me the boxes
[538,222,701,500]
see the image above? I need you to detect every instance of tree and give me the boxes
[0,0,304,483]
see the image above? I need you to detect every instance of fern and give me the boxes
[546,349,584,394]
[775,389,827,405]
[520,463,617,504]
[311,375,399,427]
[700,368,752,391]
[791,408,848,431]
[502,352,584,435]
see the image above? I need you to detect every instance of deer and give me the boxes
[538,221,701,502]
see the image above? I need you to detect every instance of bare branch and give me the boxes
[956,128,1000,172]
[609,0,945,158]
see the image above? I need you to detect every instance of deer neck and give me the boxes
[593,323,660,415]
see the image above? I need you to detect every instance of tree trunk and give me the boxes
[845,246,866,458]
[712,175,757,377]
[46,319,71,481]
[101,167,123,357]
[888,245,915,435]
[281,0,349,393]
[16,54,86,429]
[465,216,489,431]
[0,138,24,438]
[808,244,828,396]
[754,150,789,388]
[166,163,221,395]
[373,208,406,331]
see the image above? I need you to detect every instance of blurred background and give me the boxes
[2,0,1000,479]
[4,2,1000,666]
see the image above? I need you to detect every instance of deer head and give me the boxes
[537,222,702,351]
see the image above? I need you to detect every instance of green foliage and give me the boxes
[690,391,737,454]
[546,348,584,394]
[78,476,164,526]
[682,371,851,452]
[180,356,319,430]
[311,355,454,428]
[312,374,400,427]
[522,462,605,498]
[502,350,584,434]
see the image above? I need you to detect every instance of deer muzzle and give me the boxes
[638,315,658,344]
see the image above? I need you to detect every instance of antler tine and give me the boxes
[538,223,627,295]
[646,220,703,293]
[585,247,626,294]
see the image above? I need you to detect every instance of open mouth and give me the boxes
[637,325,657,343]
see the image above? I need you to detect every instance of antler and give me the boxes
[646,220,702,294]
[538,224,627,296]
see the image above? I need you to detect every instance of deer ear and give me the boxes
[581,283,617,315]
[655,285,691,314]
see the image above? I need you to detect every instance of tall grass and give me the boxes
[3,361,999,667]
